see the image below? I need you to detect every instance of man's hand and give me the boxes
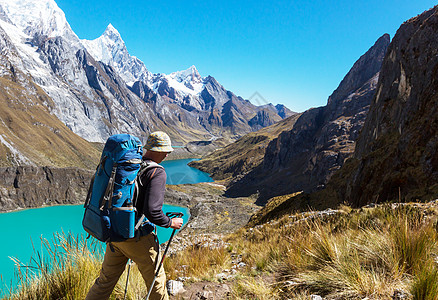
[170,217,183,229]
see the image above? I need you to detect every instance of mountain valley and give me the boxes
[1,1,438,299]
[0,0,293,164]
[194,34,391,205]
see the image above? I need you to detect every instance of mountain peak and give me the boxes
[81,22,151,84]
[168,65,203,88]
[171,65,201,77]
[327,33,390,106]
[81,23,127,64]
[379,33,391,43]
[0,0,77,40]
[106,23,116,31]
[103,23,121,40]
[188,65,198,73]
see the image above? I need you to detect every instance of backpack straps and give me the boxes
[100,164,118,211]
[136,160,162,187]
[84,156,107,208]
[134,160,162,208]
[84,174,95,208]
[134,160,163,235]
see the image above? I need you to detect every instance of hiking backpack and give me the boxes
[82,134,162,242]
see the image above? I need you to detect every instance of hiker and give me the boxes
[85,131,184,300]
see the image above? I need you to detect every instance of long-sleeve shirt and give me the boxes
[135,162,171,228]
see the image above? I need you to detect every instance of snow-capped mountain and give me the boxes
[0,0,107,142]
[166,65,204,94]
[81,24,151,85]
[80,24,287,115]
[169,65,203,89]
[0,0,292,164]
[0,0,79,46]
[81,27,208,110]
[81,25,203,95]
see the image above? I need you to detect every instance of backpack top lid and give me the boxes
[102,134,143,164]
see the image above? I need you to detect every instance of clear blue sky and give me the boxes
[56,0,436,112]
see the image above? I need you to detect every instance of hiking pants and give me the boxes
[85,233,168,300]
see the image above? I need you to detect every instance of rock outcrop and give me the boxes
[224,34,390,203]
[0,166,93,212]
[329,6,438,206]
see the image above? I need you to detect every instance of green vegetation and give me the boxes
[4,203,438,299]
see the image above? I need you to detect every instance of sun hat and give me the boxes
[144,131,174,152]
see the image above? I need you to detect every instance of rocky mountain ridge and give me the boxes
[0,0,293,165]
[195,34,390,203]
[249,5,438,218]
[327,6,438,207]
[81,24,294,121]
[194,34,390,203]
[189,113,301,182]
[0,22,100,168]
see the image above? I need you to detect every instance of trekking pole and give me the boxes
[145,212,184,300]
[123,259,132,300]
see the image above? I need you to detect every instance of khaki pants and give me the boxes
[85,233,168,300]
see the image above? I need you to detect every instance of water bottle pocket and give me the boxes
[110,207,136,238]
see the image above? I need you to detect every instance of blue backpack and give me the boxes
[82,134,161,242]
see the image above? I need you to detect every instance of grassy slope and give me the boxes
[6,202,438,299]
[168,202,438,299]
[0,76,100,168]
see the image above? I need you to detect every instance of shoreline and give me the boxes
[0,201,193,216]
[0,162,258,255]
[0,157,210,213]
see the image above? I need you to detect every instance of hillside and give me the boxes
[0,26,100,168]
[249,5,438,222]
[7,197,438,299]
[188,113,301,182]
[192,34,389,204]
[0,79,100,168]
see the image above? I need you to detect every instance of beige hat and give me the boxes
[144,131,174,152]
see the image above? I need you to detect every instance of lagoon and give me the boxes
[0,158,211,296]
[162,158,213,185]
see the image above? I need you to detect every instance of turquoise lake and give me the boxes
[0,158,211,295]
[162,158,213,185]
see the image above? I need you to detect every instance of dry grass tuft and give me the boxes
[232,276,279,300]
[4,203,438,299]
[166,203,438,299]
[4,233,149,300]
[164,243,230,281]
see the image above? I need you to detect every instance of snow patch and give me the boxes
[0,134,33,165]
[1,0,78,42]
